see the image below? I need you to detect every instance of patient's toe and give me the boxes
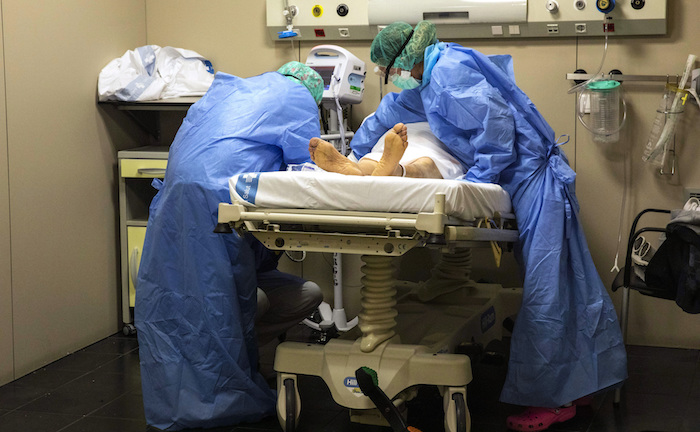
[309,137,321,160]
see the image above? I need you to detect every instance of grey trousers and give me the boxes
[255,269,323,345]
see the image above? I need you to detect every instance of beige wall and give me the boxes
[0,6,13,384]
[0,0,147,383]
[145,0,292,78]
[144,0,700,348]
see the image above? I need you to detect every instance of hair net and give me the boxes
[277,61,324,105]
[370,21,437,71]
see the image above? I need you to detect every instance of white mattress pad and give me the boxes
[229,171,511,221]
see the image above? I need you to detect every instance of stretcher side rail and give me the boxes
[216,192,519,256]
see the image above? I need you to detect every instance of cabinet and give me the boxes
[104,97,199,335]
[118,146,168,334]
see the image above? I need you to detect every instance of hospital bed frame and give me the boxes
[216,192,519,432]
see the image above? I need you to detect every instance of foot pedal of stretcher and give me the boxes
[355,367,423,432]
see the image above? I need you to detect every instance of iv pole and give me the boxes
[302,77,358,335]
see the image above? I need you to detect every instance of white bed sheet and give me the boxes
[229,171,512,221]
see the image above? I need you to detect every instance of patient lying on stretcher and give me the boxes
[309,122,466,179]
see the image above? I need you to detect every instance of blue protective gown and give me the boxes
[135,71,320,430]
[352,43,627,408]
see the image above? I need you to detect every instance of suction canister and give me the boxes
[586,79,624,144]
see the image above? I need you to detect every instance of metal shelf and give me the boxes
[98,96,200,111]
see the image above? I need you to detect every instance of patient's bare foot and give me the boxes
[372,123,408,176]
[405,157,443,179]
[309,137,363,176]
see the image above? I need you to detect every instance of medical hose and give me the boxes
[568,14,609,96]
[566,14,628,272]
[642,54,697,164]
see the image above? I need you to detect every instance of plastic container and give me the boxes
[588,80,622,144]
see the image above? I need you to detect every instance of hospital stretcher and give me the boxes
[215,171,521,432]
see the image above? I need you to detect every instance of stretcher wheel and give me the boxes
[444,388,469,432]
[452,393,467,432]
[122,324,136,336]
[285,379,296,432]
[277,375,300,432]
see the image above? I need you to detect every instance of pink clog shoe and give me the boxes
[506,405,576,431]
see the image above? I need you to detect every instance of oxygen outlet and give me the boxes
[546,0,560,13]
[574,0,586,10]
[596,0,615,14]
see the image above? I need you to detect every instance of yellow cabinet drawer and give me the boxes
[121,159,167,178]
[127,226,147,308]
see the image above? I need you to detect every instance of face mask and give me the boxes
[391,70,421,90]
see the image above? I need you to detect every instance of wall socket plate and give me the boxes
[684,188,700,201]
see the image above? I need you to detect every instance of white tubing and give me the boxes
[644,54,697,162]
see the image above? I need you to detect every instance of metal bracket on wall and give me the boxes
[566,73,680,85]
[98,98,198,142]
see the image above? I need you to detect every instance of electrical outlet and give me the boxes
[547,24,559,34]
[575,23,587,33]
[684,188,700,201]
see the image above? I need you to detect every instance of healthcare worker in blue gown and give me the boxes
[351,21,628,431]
[134,62,324,431]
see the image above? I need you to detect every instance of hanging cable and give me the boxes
[330,71,347,155]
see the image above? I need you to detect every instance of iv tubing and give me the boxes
[568,15,609,95]
[570,15,630,138]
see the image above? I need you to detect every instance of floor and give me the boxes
[0,327,699,432]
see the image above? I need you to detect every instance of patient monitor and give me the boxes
[305,44,365,106]
[306,45,365,156]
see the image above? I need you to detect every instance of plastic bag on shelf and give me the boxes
[97,45,214,102]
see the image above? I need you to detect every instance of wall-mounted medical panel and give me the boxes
[368,0,527,26]
[266,0,667,41]
[267,0,374,41]
[526,0,667,37]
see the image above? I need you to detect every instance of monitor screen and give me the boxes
[310,66,335,90]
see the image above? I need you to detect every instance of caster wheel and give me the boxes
[277,375,301,432]
[444,388,469,432]
[285,378,296,432]
[122,324,136,336]
[452,392,467,432]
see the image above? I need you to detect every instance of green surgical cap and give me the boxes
[277,61,324,105]
[370,21,437,71]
